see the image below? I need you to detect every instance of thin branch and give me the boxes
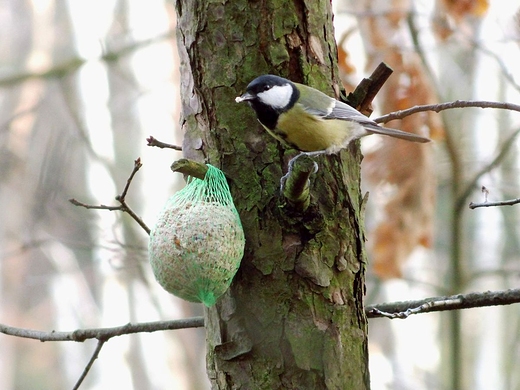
[69,158,151,235]
[374,100,520,124]
[366,288,520,319]
[0,317,205,342]
[147,135,182,151]
[69,199,121,211]
[469,197,520,209]
[0,289,518,344]
[72,339,106,390]
[375,100,520,212]
[119,158,142,200]
[118,203,150,235]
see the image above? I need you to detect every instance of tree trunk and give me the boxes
[175,0,369,388]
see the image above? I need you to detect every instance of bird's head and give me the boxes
[235,75,298,112]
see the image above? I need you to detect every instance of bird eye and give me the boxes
[263,85,271,91]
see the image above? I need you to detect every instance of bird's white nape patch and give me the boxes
[257,84,293,109]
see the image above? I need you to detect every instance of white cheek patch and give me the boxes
[257,84,293,109]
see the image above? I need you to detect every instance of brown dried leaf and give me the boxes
[433,0,489,41]
[338,43,356,77]
[363,56,438,279]
[337,30,357,91]
[385,0,409,27]
[441,0,489,20]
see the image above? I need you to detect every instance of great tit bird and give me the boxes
[235,74,430,155]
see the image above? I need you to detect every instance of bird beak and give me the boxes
[235,92,254,103]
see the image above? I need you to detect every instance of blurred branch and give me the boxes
[0,103,42,134]
[367,288,520,319]
[406,7,440,98]
[69,158,150,234]
[58,81,115,169]
[469,197,520,209]
[147,135,182,151]
[375,100,520,124]
[0,30,175,87]
[473,41,520,95]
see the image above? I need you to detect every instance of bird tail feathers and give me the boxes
[364,124,430,143]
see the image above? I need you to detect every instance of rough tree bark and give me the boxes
[175,0,369,388]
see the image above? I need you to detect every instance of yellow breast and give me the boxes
[275,104,353,152]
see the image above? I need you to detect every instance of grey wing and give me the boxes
[296,85,376,125]
[325,99,378,126]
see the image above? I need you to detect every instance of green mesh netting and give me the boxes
[148,164,245,307]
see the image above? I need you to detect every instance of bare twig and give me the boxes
[69,158,151,235]
[457,128,520,212]
[119,158,142,200]
[69,199,121,211]
[1,289,518,344]
[72,339,106,390]
[375,100,520,124]
[369,300,462,319]
[469,197,520,209]
[366,288,520,319]
[147,136,182,151]
[118,204,150,235]
[0,317,205,342]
